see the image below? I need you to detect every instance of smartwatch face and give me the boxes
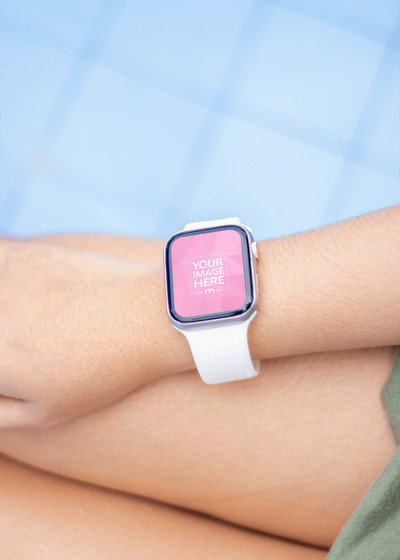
[165,225,254,323]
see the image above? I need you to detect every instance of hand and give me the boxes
[0,239,163,429]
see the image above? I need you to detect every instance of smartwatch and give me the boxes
[164,217,260,384]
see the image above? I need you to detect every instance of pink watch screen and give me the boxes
[167,227,252,321]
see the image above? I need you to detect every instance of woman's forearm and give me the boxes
[2,206,397,429]
[252,204,400,359]
[121,205,400,379]
[31,205,400,374]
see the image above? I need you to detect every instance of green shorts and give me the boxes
[327,346,400,559]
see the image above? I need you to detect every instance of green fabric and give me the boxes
[327,347,400,560]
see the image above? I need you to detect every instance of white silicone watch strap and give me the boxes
[180,217,259,384]
[181,314,260,384]
[184,217,242,230]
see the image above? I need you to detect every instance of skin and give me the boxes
[0,205,399,556]
[0,454,328,560]
[0,346,397,551]
[0,204,399,428]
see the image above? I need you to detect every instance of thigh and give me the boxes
[0,347,397,549]
[0,453,327,560]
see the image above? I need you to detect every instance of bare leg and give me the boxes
[0,453,327,560]
[0,346,396,549]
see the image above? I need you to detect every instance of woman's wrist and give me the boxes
[134,205,399,384]
[123,263,195,382]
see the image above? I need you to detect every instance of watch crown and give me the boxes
[251,241,259,259]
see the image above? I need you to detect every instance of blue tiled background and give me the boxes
[1,0,399,241]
